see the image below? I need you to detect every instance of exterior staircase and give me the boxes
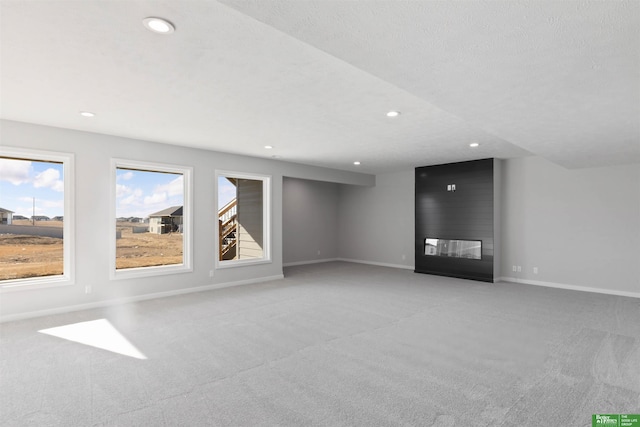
[218,198,237,260]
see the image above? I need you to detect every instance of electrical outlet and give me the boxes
[85,285,92,294]
[317,250,321,256]
[209,270,214,278]
[517,266,522,272]
[512,265,517,272]
[402,254,406,260]
[533,267,538,274]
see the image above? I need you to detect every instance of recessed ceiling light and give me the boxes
[143,17,175,34]
[469,142,480,148]
[386,111,400,117]
[353,161,361,166]
[264,145,273,149]
[79,111,95,117]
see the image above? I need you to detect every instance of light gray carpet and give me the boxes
[1,262,639,426]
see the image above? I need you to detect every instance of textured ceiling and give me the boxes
[1,0,638,173]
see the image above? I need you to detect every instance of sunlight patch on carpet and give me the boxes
[39,318,147,359]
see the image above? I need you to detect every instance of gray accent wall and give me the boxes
[282,177,340,264]
[338,171,415,269]
[0,120,374,320]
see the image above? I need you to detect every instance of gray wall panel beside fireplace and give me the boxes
[415,158,499,282]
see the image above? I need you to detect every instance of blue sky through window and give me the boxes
[1,159,240,218]
[218,177,236,209]
[0,157,64,218]
[116,168,183,219]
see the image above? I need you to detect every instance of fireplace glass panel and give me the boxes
[425,238,481,259]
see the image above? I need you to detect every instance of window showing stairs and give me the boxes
[218,198,237,260]
[217,173,267,264]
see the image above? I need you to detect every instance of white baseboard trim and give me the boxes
[0,274,285,323]
[283,258,340,267]
[8,269,634,323]
[338,258,415,271]
[497,276,640,299]
[200,274,285,291]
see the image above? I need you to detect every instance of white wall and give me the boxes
[282,178,340,265]
[0,120,373,320]
[338,171,415,269]
[500,156,640,294]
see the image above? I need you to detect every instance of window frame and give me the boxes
[0,146,75,292]
[110,158,193,280]
[215,170,271,269]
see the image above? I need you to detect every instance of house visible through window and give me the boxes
[0,148,74,289]
[112,160,192,278]
[217,172,270,267]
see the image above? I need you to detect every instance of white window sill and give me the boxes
[110,263,192,280]
[216,258,272,269]
[0,275,74,293]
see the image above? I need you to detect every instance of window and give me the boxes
[111,159,192,279]
[216,171,270,268]
[0,147,74,290]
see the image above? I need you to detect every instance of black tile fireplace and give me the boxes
[415,158,500,282]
